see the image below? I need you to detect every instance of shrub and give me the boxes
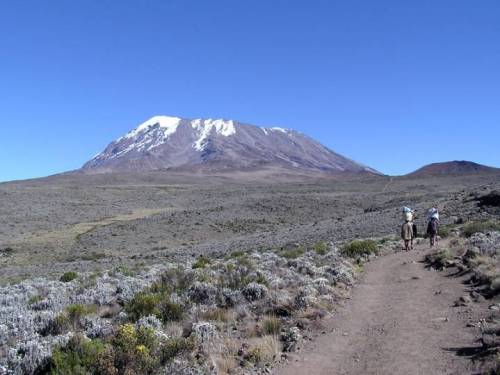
[228,250,245,259]
[462,220,500,238]
[60,271,78,283]
[262,317,282,335]
[313,242,328,255]
[255,273,268,286]
[66,304,97,327]
[112,324,159,373]
[161,337,195,363]
[50,334,116,375]
[125,292,163,321]
[426,248,454,269]
[28,295,44,305]
[160,300,183,322]
[40,314,71,336]
[236,256,255,268]
[192,256,211,269]
[125,289,183,323]
[341,239,378,258]
[218,263,253,290]
[156,267,195,295]
[378,237,393,244]
[438,224,458,238]
[247,346,263,363]
[113,265,135,277]
[279,246,306,260]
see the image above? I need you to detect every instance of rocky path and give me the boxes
[276,241,484,375]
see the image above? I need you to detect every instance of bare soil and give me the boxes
[276,240,488,375]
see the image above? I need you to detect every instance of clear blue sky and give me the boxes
[1,1,499,182]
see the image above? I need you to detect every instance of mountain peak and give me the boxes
[82,116,379,175]
[407,160,499,177]
[123,115,181,140]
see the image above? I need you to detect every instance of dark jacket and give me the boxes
[427,219,438,236]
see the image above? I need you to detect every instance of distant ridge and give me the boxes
[81,115,380,176]
[407,160,499,177]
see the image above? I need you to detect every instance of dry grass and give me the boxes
[201,308,231,323]
[210,338,240,375]
[262,316,282,335]
[247,335,281,364]
[163,321,184,338]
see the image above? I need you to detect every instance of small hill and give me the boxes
[407,161,499,177]
[81,115,380,176]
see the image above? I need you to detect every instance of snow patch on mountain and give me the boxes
[271,127,288,133]
[123,116,181,140]
[191,119,236,151]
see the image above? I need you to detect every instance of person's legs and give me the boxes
[410,238,414,250]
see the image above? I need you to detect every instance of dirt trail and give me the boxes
[276,241,483,375]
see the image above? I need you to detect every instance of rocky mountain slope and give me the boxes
[407,160,499,177]
[82,116,379,175]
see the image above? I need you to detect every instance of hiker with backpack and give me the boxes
[401,207,414,251]
[427,207,439,248]
[401,219,413,251]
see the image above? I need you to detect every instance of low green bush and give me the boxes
[113,265,136,277]
[437,223,462,238]
[48,323,194,374]
[50,335,111,375]
[228,250,245,259]
[60,271,78,283]
[66,304,97,327]
[160,300,183,322]
[125,292,163,321]
[150,266,194,295]
[279,246,305,260]
[28,295,44,305]
[113,323,159,373]
[462,220,500,238]
[161,337,195,363]
[313,242,328,255]
[192,256,211,269]
[341,239,378,258]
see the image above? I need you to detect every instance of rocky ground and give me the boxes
[0,172,499,374]
[425,227,500,374]
[1,172,499,284]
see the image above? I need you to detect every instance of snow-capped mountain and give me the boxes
[82,115,379,174]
